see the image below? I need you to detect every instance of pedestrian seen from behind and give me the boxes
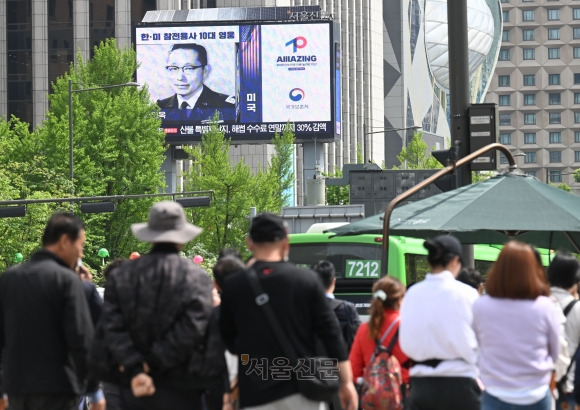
[349,276,410,397]
[399,234,480,410]
[473,241,561,410]
[456,267,484,294]
[206,254,247,410]
[93,200,214,410]
[219,213,359,410]
[0,212,105,410]
[548,252,580,410]
[312,260,362,352]
[97,258,129,410]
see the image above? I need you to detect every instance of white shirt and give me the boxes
[551,286,580,393]
[177,86,204,109]
[399,270,479,378]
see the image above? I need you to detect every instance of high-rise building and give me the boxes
[486,0,580,193]
[1,0,507,203]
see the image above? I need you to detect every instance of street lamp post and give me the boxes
[68,80,139,201]
[363,125,422,165]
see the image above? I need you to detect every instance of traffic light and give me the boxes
[432,148,457,192]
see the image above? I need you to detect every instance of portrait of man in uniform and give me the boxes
[157,43,235,111]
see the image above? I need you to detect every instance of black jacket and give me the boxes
[219,261,347,407]
[0,250,94,395]
[100,244,213,388]
[156,86,235,110]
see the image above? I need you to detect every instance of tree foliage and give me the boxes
[0,39,167,271]
[394,131,442,169]
[574,169,580,183]
[182,120,295,255]
[323,169,350,205]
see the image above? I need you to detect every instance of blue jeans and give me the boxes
[555,393,575,410]
[482,390,552,410]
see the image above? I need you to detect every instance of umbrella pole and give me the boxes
[563,232,580,254]
[381,143,519,276]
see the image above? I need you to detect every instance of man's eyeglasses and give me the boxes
[165,65,204,74]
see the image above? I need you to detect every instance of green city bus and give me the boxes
[288,232,552,314]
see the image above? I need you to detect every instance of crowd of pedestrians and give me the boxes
[0,202,579,410]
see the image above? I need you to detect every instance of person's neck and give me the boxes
[252,250,284,263]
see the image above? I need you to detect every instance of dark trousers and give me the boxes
[404,377,481,410]
[8,393,78,410]
[120,386,204,410]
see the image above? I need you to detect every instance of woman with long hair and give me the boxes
[399,234,481,410]
[349,276,409,391]
[473,241,561,410]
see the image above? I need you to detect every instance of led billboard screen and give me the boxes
[135,21,339,144]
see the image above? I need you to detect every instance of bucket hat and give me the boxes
[131,200,202,244]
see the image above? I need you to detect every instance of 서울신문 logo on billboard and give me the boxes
[289,88,305,101]
[285,36,307,53]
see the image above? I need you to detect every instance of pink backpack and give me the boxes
[360,318,403,410]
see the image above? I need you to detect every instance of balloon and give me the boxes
[13,253,23,263]
[129,252,140,260]
[193,255,204,265]
[97,248,109,258]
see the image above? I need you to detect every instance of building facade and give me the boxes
[1,0,510,204]
[486,0,580,193]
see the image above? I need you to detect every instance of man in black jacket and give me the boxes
[99,200,213,410]
[0,212,104,410]
[219,213,359,410]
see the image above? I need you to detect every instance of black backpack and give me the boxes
[328,298,360,351]
[556,299,579,398]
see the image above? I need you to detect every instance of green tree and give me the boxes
[323,169,350,205]
[394,131,442,169]
[32,39,167,269]
[182,120,296,254]
[266,125,295,209]
[574,169,580,183]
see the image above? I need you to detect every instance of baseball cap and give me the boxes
[429,234,464,264]
[249,213,288,243]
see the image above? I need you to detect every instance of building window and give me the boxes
[575,112,580,123]
[498,75,510,86]
[575,74,580,84]
[547,9,560,20]
[576,131,580,143]
[525,152,537,163]
[500,155,509,164]
[499,132,511,145]
[574,8,580,19]
[549,132,562,143]
[523,48,535,60]
[524,94,536,105]
[499,49,510,61]
[574,28,580,39]
[575,151,580,162]
[549,74,561,85]
[526,171,537,177]
[549,113,561,124]
[549,170,562,183]
[500,113,512,126]
[503,10,509,22]
[549,93,561,105]
[548,48,560,59]
[548,28,560,40]
[549,151,562,163]
[502,30,510,42]
[523,29,535,41]
[500,0,509,3]
[523,10,535,21]
[499,95,511,106]
[524,133,536,144]
[575,93,580,104]
[524,74,535,86]
[524,113,536,125]
[575,47,580,58]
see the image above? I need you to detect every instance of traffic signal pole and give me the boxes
[447,0,474,266]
